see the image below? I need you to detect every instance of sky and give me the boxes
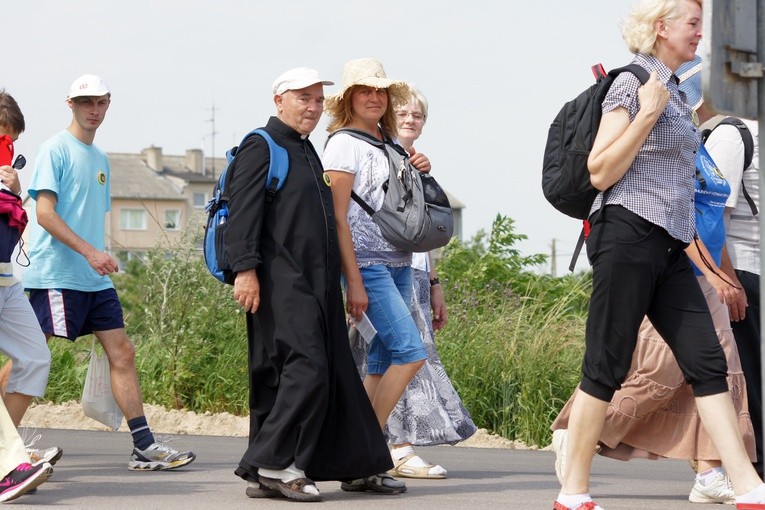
[4,0,640,274]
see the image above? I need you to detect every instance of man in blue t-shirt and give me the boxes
[21,75,195,471]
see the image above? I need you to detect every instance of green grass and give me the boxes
[39,215,590,448]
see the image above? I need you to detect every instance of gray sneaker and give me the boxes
[128,441,196,471]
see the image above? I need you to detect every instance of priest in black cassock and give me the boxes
[226,68,394,502]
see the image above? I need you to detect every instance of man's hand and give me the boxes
[234,269,261,313]
[85,249,119,275]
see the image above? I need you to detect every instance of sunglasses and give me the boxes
[12,154,25,170]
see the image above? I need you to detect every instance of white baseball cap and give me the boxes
[272,67,333,95]
[67,74,111,99]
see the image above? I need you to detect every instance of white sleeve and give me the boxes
[321,133,360,175]
[705,124,746,208]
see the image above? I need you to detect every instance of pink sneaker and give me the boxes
[0,462,52,502]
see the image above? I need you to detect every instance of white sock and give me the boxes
[259,462,305,482]
[696,466,724,485]
[259,462,319,496]
[390,445,414,461]
[736,482,765,503]
[557,492,593,508]
[391,446,447,475]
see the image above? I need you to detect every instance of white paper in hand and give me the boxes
[354,313,377,344]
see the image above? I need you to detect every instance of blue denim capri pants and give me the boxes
[360,265,428,374]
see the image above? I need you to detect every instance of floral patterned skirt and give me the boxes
[350,268,477,446]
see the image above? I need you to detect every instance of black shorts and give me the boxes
[581,205,728,402]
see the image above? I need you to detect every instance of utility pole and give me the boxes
[551,238,557,278]
[206,103,219,179]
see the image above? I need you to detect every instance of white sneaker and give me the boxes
[551,429,602,485]
[552,429,568,484]
[26,446,63,467]
[688,471,736,504]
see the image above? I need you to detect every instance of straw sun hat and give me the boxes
[324,58,411,114]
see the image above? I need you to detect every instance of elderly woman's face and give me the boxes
[395,99,425,145]
[350,86,388,124]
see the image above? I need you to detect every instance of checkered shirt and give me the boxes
[591,53,700,243]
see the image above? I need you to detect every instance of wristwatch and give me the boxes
[429,277,440,287]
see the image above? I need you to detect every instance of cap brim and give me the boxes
[68,89,110,99]
[276,79,334,94]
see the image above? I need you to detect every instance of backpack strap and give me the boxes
[252,129,289,203]
[328,128,409,215]
[716,117,755,171]
[220,128,290,205]
[607,63,650,85]
[707,117,757,215]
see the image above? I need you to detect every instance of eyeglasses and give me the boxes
[395,111,425,122]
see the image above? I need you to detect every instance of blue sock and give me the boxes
[128,416,155,450]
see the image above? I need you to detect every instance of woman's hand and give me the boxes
[408,146,431,173]
[346,279,368,322]
[637,71,670,119]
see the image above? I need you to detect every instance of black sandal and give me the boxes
[340,473,407,495]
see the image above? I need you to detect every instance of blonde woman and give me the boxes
[554,1,765,508]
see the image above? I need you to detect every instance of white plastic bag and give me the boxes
[82,339,124,430]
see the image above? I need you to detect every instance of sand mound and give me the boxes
[20,401,536,449]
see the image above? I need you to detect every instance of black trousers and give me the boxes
[732,269,763,477]
[581,206,729,402]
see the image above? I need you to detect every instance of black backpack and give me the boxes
[542,63,650,219]
[542,62,649,270]
[702,117,757,215]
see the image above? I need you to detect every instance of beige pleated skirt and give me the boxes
[553,276,756,462]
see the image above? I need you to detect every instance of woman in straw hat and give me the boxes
[322,58,428,494]
[551,55,755,506]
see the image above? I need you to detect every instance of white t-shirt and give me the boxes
[705,119,760,274]
[322,132,410,267]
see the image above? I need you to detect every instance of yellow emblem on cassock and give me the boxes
[323,173,331,187]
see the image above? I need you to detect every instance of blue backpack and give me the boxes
[203,129,289,284]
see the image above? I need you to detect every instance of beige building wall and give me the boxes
[109,198,187,259]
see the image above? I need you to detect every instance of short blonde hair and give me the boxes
[621,0,702,55]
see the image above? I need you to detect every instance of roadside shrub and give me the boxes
[41,214,590,447]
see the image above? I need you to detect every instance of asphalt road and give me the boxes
[8,428,703,509]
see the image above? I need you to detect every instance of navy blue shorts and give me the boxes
[27,288,125,341]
